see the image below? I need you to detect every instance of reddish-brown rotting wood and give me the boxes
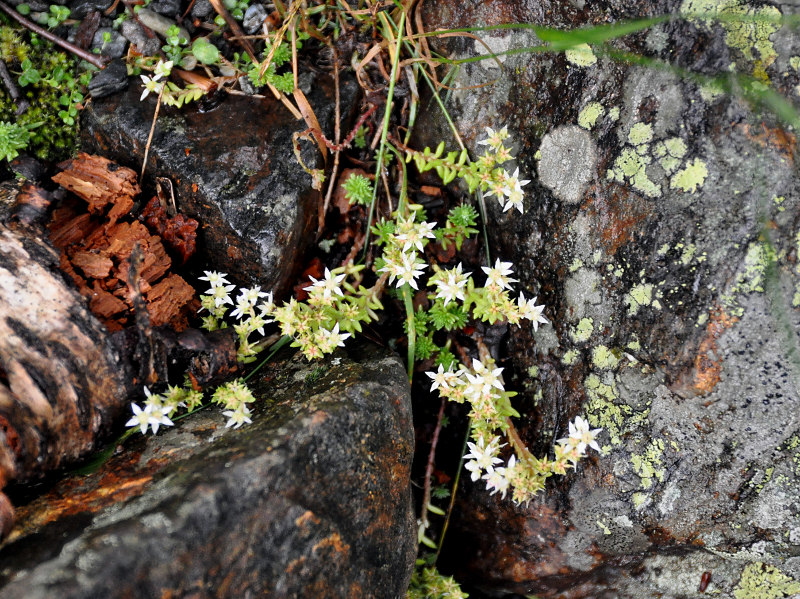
[47,154,199,332]
[140,197,198,264]
[51,152,139,223]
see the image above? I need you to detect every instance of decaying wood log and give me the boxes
[0,219,135,537]
[0,156,239,539]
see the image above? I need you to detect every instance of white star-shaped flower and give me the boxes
[304,267,346,300]
[126,402,152,435]
[481,259,517,290]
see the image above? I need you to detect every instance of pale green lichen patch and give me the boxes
[627,337,641,351]
[596,519,612,535]
[631,438,666,489]
[583,374,648,446]
[747,466,775,494]
[569,257,584,272]
[627,283,654,315]
[679,243,699,266]
[578,102,605,130]
[699,80,725,101]
[670,158,708,193]
[733,562,800,598]
[681,0,781,81]
[657,243,671,256]
[608,107,620,121]
[571,318,595,343]
[632,492,649,509]
[628,122,654,146]
[791,56,800,71]
[723,241,777,315]
[592,345,621,370]
[565,43,597,67]
[608,148,661,198]
[654,137,688,174]
[562,349,580,365]
[773,195,785,213]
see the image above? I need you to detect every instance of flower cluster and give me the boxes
[271,264,382,360]
[198,271,274,363]
[427,258,548,330]
[428,355,602,504]
[406,126,530,213]
[212,378,256,428]
[427,348,601,504]
[126,384,203,435]
[138,59,206,108]
[377,211,436,290]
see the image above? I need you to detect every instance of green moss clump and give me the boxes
[0,26,87,162]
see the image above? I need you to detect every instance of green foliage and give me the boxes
[436,204,479,251]
[162,24,188,64]
[34,4,70,29]
[0,27,28,63]
[245,41,295,93]
[0,28,85,161]
[222,0,249,20]
[0,121,39,162]
[342,173,374,205]
[353,125,368,149]
[407,566,468,599]
[191,37,220,65]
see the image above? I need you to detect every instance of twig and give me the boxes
[420,395,447,535]
[319,47,341,238]
[0,1,109,69]
[0,60,28,115]
[141,83,165,181]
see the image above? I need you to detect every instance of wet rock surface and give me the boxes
[81,74,358,295]
[0,342,416,598]
[417,1,800,597]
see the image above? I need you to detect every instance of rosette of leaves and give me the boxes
[0,121,42,162]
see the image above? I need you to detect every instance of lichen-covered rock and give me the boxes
[415,1,800,596]
[0,343,416,598]
[80,75,358,295]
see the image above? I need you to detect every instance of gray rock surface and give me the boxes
[0,343,416,598]
[415,1,800,596]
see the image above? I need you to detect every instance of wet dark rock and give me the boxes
[148,0,180,17]
[80,72,359,295]
[120,19,162,56]
[91,27,128,59]
[87,58,128,99]
[243,3,267,34]
[67,0,113,19]
[416,0,800,597]
[0,343,416,598]
[190,0,213,20]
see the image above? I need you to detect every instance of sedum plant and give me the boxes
[125,127,601,511]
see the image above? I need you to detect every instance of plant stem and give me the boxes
[401,282,414,381]
[363,8,406,257]
[420,395,446,536]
